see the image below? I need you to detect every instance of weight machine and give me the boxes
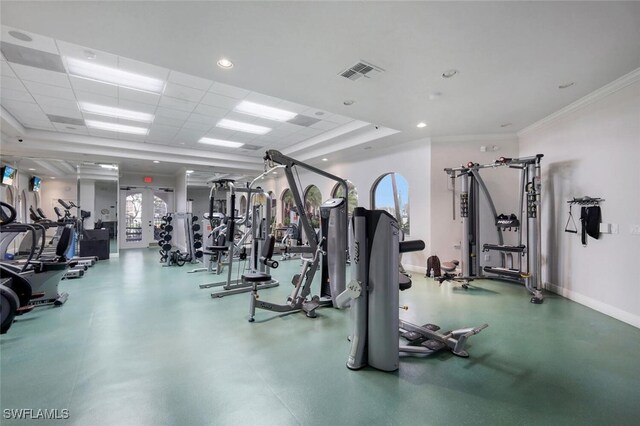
[198,179,279,298]
[336,207,487,372]
[444,155,544,303]
[248,150,348,321]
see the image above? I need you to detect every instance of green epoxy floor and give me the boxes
[1,248,639,425]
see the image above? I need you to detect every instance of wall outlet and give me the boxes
[480,145,487,152]
[484,254,491,261]
[599,223,611,234]
[631,225,640,235]
[453,243,461,249]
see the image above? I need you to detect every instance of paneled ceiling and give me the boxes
[1,1,639,175]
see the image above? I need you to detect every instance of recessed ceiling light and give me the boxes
[559,82,575,89]
[28,168,36,171]
[85,120,149,135]
[500,123,512,128]
[8,31,32,42]
[343,100,355,106]
[417,122,427,128]
[216,119,271,135]
[84,50,96,60]
[234,101,297,122]
[79,102,154,123]
[272,171,278,175]
[198,137,244,148]
[64,57,165,93]
[186,170,194,174]
[99,164,118,170]
[153,160,160,163]
[442,69,458,78]
[217,58,234,69]
[322,158,328,162]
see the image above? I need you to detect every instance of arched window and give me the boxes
[267,191,276,226]
[239,195,247,217]
[371,173,410,234]
[281,189,295,225]
[303,185,322,228]
[5,186,14,206]
[331,180,358,216]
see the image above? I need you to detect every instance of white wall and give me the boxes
[95,181,118,222]
[39,177,77,221]
[78,179,95,230]
[430,136,520,264]
[187,187,210,220]
[120,173,176,188]
[519,75,640,328]
[265,138,432,271]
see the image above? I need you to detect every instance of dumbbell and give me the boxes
[162,243,172,251]
[164,224,173,232]
[192,224,201,232]
[194,241,202,249]
[194,251,204,259]
[165,216,173,223]
[193,233,202,240]
[192,216,199,223]
[163,234,172,242]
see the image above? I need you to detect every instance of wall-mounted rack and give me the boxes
[567,197,605,206]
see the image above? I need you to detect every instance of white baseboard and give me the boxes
[545,282,640,329]
[404,264,425,275]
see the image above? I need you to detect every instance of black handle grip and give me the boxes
[399,240,425,253]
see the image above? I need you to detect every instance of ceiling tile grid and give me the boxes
[0,25,374,159]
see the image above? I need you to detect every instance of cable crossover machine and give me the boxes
[444,154,544,303]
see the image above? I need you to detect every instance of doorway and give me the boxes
[119,187,173,249]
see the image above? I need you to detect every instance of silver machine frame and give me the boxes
[336,207,487,372]
[444,154,544,303]
[199,179,280,298]
[248,149,348,321]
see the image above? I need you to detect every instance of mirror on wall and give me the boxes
[77,164,119,255]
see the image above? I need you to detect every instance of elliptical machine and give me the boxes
[336,207,488,372]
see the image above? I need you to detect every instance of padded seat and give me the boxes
[242,272,272,283]
[204,245,229,254]
[399,272,412,291]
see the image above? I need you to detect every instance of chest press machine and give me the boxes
[247,150,348,322]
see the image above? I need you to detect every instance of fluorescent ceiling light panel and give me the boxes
[99,164,118,170]
[234,101,297,122]
[65,57,165,93]
[216,119,271,135]
[85,120,149,135]
[78,102,155,123]
[79,102,154,123]
[198,137,244,148]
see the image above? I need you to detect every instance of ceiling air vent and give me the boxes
[339,60,384,81]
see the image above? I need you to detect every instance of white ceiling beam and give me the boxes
[31,159,68,177]
[24,129,263,165]
[282,120,370,156]
[0,107,26,137]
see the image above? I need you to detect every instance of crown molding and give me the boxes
[518,67,640,137]
[430,133,517,144]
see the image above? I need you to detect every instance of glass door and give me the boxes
[119,188,154,249]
